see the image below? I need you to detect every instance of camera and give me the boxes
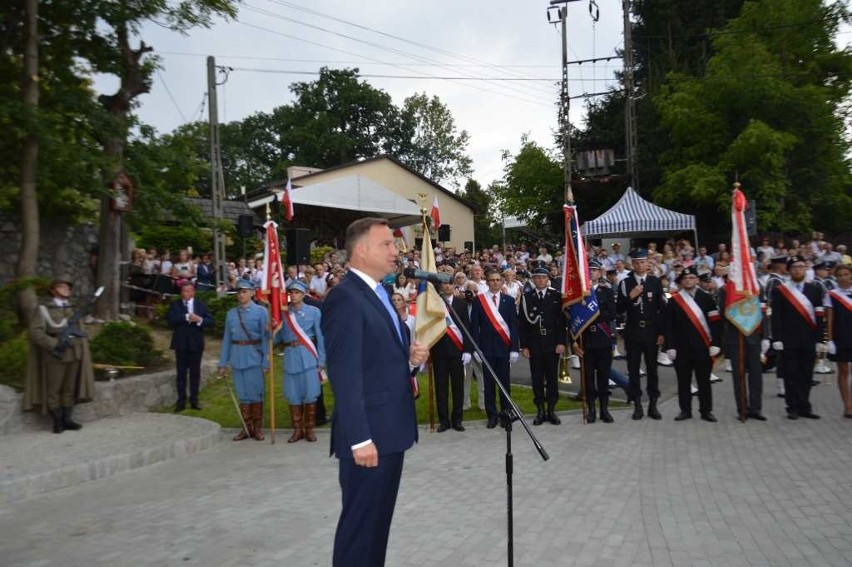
[464,290,474,301]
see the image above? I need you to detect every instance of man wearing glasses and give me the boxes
[770,256,826,420]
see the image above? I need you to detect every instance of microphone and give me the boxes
[403,267,451,284]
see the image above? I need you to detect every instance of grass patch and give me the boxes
[158,371,587,428]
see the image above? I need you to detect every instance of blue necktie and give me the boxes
[375,283,403,343]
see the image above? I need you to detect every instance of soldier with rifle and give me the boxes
[25,276,102,433]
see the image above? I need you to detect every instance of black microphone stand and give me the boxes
[439,284,549,567]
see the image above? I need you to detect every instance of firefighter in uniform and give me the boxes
[763,255,788,397]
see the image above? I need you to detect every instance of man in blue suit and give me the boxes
[166,283,214,412]
[470,269,520,429]
[322,217,429,567]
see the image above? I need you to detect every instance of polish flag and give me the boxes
[278,179,294,221]
[430,196,441,231]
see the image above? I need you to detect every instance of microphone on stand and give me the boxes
[403,267,451,284]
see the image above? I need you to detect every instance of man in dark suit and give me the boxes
[470,269,520,429]
[617,248,666,420]
[575,260,618,423]
[519,265,567,425]
[166,282,214,411]
[664,267,723,422]
[322,218,429,567]
[431,281,471,432]
[771,255,826,420]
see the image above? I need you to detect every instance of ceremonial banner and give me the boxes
[430,196,441,230]
[567,293,600,339]
[726,185,761,336]
[260,220,286,332]
[562,204,598,338]
[414,221,447,349]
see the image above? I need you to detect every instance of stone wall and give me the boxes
[0,213,98,295]
[0,359,219,435]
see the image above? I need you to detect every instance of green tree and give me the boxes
[397,93,473,188]
[653,0,852,236]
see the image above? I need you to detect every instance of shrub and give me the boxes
[89,321,158,367]
[198,291,238,335]
[0,331,28,391]
[135,225,211,255]
[311,245,335,265]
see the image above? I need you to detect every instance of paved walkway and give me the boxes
[2,374,851,566]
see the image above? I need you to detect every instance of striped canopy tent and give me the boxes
[582,187,698,244]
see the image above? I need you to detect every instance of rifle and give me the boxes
[51,286,104,359]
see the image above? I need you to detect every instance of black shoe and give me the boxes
[600,406,614,423]
[647,400,662,420]
[799,412,821,419]
[190,403,202,411]
[787,411,799,420]
[747,412,767,421]
[486,416,499,429]
[533,404,546,426]
[436,423,450,432]
[547,407,561,425]
[777,393,785,398]
[174,403,186,413]
[452,424,465,432]
[674,412,692,421]
[700,412,718,423]
[811,379,821,386]
[61,407,82,431]
[632,400,644,420]
[51,408,64,434]
[586,410,596,424]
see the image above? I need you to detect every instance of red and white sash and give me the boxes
[443,300,464,351]
[283,310,319,359]
[779,282,817,329]
[672,290,711,348]
[829,288,852,312]
[478,293,511,346]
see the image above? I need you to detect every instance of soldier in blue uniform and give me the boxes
[274,279,326,443]
[218,279,270,441]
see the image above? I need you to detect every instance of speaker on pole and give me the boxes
[237,214,255,237]
[438,224,451,242]
[286,228,312,266]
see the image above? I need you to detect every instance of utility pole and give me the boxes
[207,56,228,288]
[623,0,639,190]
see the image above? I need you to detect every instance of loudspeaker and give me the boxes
[438,224,451,242]
[286,228,312,266]
[237,214,255,237]
[463,241,473,253]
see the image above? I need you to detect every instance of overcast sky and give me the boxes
[97,0,626,189]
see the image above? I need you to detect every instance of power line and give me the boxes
[225,66,615,82]
[156,69,188,122]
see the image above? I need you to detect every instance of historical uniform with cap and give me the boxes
[218,279,270,440]
[519,265,567,425]
[771,255,825,419]
[664,266,723,422]
[273,279,326,442]
[25,276,95,433]
[576,259,617,423]
[617,248,666,420]
[763,254,788,397]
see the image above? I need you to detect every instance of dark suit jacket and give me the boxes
[519,287,567,351]
[322,272,417,458]
[430,296,472,359]
[663,289,721,353]
[166,298,214,352]
[470,292,520,357]
[617,273,665,342]
[771,282,825,349]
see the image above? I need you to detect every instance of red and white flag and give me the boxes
[561,205,591,307]
[277,179,294,222]
[430,196,441,231]
[729,186,759,296]
[260,220,286,332]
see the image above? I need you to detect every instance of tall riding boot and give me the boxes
[61,407,82,431]
[647,397,662,420]
[533,402,546,426]
[233,404,252,441]
[632,399,644,420]
[304,403,317,442]
[547,402,561,425]
[287,404,304,443]
[600,398,614,423]
[586,400,597,423]
[50,408,64,434]
[251,403,265,441]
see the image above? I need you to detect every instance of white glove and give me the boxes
[816,343,828,355]
[772,341,784,352]
[708,346,721,357]
[828,340,837,355]
[473,352,482,364]
[760,339,770,355]
[461,352,472,366]
[666,349,677,362]
[509,351,519,364]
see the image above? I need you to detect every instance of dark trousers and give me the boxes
[582,346,612,404]
[333,452,404,567]
[433,352,464,426]
[316,385,327,422]
[175,350,203,405]
[726,340,763,414]
[674,350,712,415]
[781,346,816,414]
[483,355,510,418]
[528,348,559,405]
[625,340,660,401]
